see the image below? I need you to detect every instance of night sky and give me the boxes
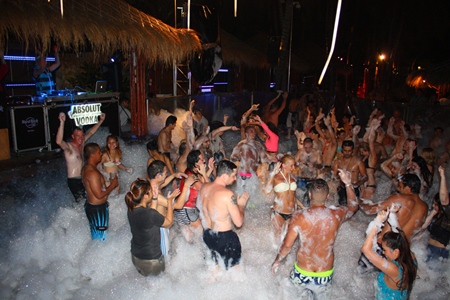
[126,0,450,89]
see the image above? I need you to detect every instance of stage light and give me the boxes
[4,55,55,62]
[110,50,124,63]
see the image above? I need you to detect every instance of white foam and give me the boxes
[0,113,449,300]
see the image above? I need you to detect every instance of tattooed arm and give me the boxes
[227,191,250,228]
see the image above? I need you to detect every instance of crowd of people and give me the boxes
[54,92,450,299]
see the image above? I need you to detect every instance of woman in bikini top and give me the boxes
[269,154,304,241]
[98,135,133,192]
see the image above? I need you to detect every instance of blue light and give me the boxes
[213,82,228,85]
[218,69,228,73]
[4,55,55,62]
[5,83,35,87]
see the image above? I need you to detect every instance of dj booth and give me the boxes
[7,92,120,153]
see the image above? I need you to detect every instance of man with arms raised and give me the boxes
[56,112,105,203]
[271,169,357,299]
[81,143,118,241]
[198,160,250,270]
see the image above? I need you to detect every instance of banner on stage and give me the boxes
[68,103,102,126]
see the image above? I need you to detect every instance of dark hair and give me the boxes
[147,160,166,179]
[412,156,433,188]
[165,115,177,127]
[310,179,329,197]
[434,127,443,133]
[193,107,202,114]
[267,122,279,136]
[433,193,446,219]
[245,125,255,134]
[146,139,158,151]
[119,97,129,104]
[179,140,187,156]
[105,135,122,157]
[210,121,224,132]
[216,160,237,177]
[187,150,202,172]
[124,179,150,212]
[84,143,100,161]
[303,137,313,145]
[342,140,354,148]
[399,174,421,194]
[73,127,84,134]
[309,127,319,135]
[382,230,417,294]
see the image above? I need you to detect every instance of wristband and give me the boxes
[345,183,352,187]
[151,197,158,200]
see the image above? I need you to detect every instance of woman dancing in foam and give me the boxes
[265,154,305,243]
[362,205,417,300]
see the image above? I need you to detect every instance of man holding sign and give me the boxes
[56,111,105,203]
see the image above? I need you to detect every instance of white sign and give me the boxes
[68,103,102,126]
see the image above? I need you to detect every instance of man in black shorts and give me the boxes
[197,160,249,270]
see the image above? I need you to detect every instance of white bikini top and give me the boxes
[273,171,297,193]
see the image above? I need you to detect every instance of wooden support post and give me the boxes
[129,51,148,137]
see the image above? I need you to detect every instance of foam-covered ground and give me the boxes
[0,110,449,300]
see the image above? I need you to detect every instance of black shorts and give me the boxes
[203,229,242,269]
[67,177,87,203]
[337,185,360,206]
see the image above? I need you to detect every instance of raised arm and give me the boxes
[264,91,282,111]
[438,166,449,205]
[361,210,401,281]
[55,112,71,151]
[85,113,105,142]
[273,92,288,115]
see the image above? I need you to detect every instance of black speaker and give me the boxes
[102,63,122,92]
[10,105,47,152]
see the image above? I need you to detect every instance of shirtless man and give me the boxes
[332,140,367,205]
[359,173,428,241]
[158,115,177,159]
[357,173,428,272]
[271,170,357,298]
[262,91,287,128]
[230,125,271,181]
[315,112,337,176]
[56,112,105,203]
[146,139,174,174]
[198,160,250,270]
[81,143,118,241]
[295,137,322,179]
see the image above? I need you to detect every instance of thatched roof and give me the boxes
[407,60,450,90]
[0,0,201,64]
[220,30,269,69]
